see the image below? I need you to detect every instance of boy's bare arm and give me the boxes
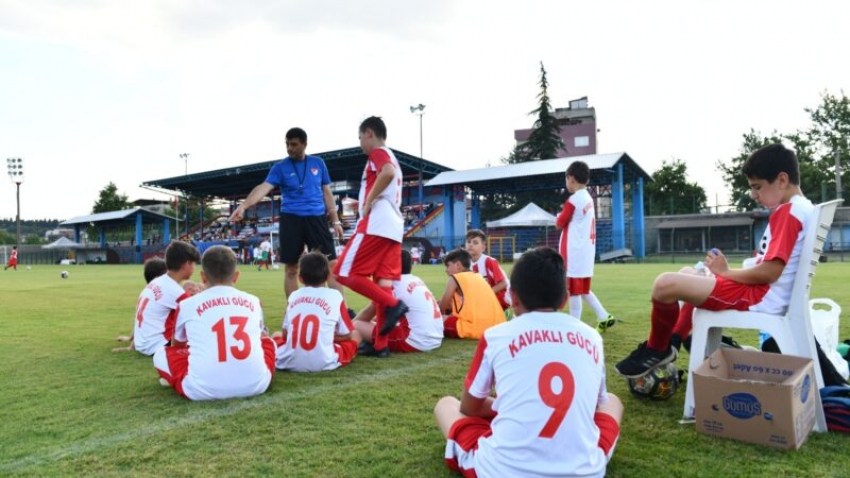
[492,278,508,294]
[711,258,785,285]
[361,164,395,218]
[439,277,459,315]
[459,391,496,419]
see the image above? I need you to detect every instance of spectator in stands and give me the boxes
[229,127,344,298]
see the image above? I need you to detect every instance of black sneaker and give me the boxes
[380,300,409,336]
[670,334,683,353]
[358,341,389,358]
[615,341,677,378]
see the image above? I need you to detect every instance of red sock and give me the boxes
[647,299,680,351]
[671,302,695,339]
[335,275,398,308]
[373,285,396,350]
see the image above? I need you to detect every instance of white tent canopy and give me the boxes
[42,237,83,249]
[486,202,557,228]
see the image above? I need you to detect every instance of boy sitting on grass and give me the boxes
[130,242,201,356]
[439,248,505,340]
[154,246,276,400]
[465,229,510,310]
[273,251,361,371]
[434,247,623,477]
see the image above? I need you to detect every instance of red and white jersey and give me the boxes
[459,311,609,477]
[173,285,272,400]
[470,254,508,289]
[393,274,443,351]
[357,146,404,242]
[276,286,354,372]
[10,249,17,260]
[750,195,813,315]
[556,188,596,278]
[134,274,188,356]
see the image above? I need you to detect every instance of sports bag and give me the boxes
[820,385,850,433]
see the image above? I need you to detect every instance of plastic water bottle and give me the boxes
[758,331,771,349]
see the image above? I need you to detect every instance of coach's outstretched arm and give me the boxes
[229,182,275,222]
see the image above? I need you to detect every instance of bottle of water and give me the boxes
[758,331,771,349]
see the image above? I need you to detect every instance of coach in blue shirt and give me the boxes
[229,127,345,297]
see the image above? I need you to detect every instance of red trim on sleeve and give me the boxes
[763,203,803,264]
[368,148,392,171]
[463,337,489,391]
[340,301,355,331]
[556,199,575,229]
[485,257,505,284]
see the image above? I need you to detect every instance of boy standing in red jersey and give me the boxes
[333,116,408,358]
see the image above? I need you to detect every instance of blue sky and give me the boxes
[2,0,849,220]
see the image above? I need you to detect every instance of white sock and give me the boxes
[584,291,609,320]
[569,295,583,319]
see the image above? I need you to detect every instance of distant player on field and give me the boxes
[154,246,276,400]
[556,160,616,333]
[4,246,18,271]
[273,251,361,372]
[434,247,623,477]
[132,242,201,356]
[354,250,443,357]
[439,248,504,340]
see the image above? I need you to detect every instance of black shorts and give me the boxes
[278,213,336,264]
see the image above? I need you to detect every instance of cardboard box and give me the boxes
[693,348,816,450]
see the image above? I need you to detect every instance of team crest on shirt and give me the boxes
[311,168,319,175]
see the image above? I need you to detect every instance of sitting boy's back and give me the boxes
[154,246,276,400]
[275,251,359,371]
[434,247,622,477]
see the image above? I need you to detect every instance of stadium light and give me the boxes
[6,157,24,250]
[409,104,426,159]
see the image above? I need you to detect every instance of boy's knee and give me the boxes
[651,273,679,300]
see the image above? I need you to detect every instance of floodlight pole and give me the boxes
[410,104,426,219]
[180,153,190,238]
[409,103,425,159]
[6,157,24,250]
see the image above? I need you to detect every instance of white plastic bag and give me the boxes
[810,298,848,379]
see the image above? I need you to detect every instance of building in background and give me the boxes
[514,96,597,158]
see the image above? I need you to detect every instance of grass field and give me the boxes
[1,261,849,477]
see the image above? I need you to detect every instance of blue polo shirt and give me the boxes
[264,155,331,217]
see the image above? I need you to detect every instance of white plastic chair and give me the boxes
[682,199,842,432]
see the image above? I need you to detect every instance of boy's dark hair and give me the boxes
[165,241,201,271]
[359,116,387,139]
[443,248,471,270]
[510,247,566,311]
[143,257,168,283]
[299,251,329,286]
[401,249,412,274]
[742,143,800,185]
[566,161,590,184]
[285,127,308,144]
[202,246,237,284]
[465,229,487,242]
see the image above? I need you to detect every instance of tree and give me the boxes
[482,63,566,221]
[644,160,708,215]
[508,62,565,164]
[717,92,850,211]
[92,182,131,213]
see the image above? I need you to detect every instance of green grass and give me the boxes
[1,262,849,477]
